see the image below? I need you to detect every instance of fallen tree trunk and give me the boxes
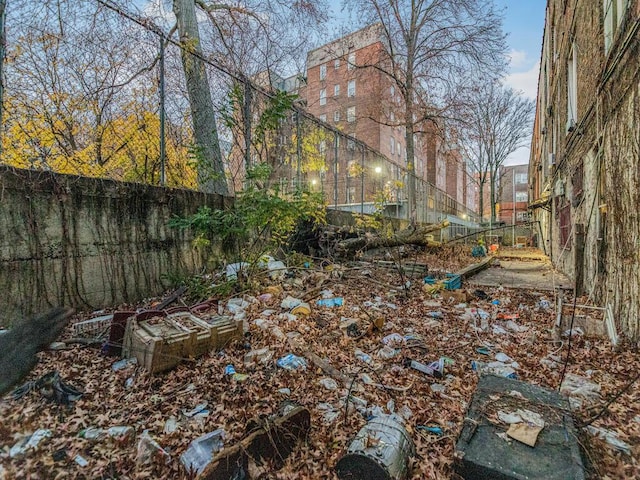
[336,220,449,253]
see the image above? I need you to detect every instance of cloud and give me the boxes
[507,49,528,69]
[504,61,540,100]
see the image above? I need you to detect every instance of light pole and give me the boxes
[512,168,516,246]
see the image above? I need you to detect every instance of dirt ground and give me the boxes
[1,246,638,479]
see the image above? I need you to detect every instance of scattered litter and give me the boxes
[74,455,89,467]
[495,352,513,363]
[276,354,307,371]
[431,383,446,393]
[560,373,601,408]
[164,416,178,434]
[538,299,551,309]
[10,429,52,458]
[226,262,249,281]
[181,429,225,475]
[319,378,338,390]
[278,388,291,395]
[417,425,443,436]
[317,402,340,424]
[377,345,399,359]
[112,357,137,371]
[12,371,83,405]
[382,333,405,346]
[476,347,491,355]
[563,327,584,337]
[586,426,631,454]
[79,426,134,444]
[183,402,208,418]
[292,303,311,315]
[316,297,344,307]
[472,360,517,379]
[136,430,170,466]
[404,357,444,377]
[507,423,543,447]
[243,348,274,367]
[281,296,303,309]
[492,325,508,335]
[505,320,528,332]
[354,349,372,364]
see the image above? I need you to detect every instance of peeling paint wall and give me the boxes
[0,166,225,325]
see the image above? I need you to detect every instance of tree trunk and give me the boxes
[478,180,485,222]
[173,0,228,195]
[336,219,449,253]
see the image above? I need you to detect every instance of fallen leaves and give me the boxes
[0,248,638,479]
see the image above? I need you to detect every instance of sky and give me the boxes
[327,0,547,166]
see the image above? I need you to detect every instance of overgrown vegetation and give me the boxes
[169,163,325,295]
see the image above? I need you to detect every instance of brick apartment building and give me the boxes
[529,0,640,338]
[498,164,530,224]
[303,24,474,214]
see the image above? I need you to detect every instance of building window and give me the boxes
[566,43,577,131]
[559,202,572,250]
[515,191,528,202]
[347,106,356,123]
[319,64,326,80]
[348,52,356,70]
[347,139,356,151]
[319,114,327,122]
[390,85,395,97]
[390,137,395,154]
[334,58,340,69]
[515,173,528,184]
[604,0,629,53]
[334,110,340,122]
[319,140,326,154]
[320,88,326,106]
[334,84,340,96]
[347,80,356,97]
[516,211,530,222]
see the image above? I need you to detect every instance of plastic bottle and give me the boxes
[180,429,226,474]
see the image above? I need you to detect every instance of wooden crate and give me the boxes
[122,311,243,373]
[167,312,214,358]
[122,313,190,374]
[204,315,244,348]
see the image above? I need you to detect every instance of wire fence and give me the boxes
[0,0,479,224]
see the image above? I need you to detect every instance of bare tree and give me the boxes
[459,82,534,222]
[346,0,506,224]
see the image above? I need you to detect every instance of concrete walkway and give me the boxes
[467,248,573,291]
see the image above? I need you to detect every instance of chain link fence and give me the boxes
[1,0,479,225]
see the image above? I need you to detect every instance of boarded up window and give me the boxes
[559,203,572,250]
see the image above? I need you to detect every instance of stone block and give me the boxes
[454,374,585,480]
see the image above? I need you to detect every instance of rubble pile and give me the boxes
[0,251,638,479]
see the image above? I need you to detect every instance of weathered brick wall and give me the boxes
[536,0,640,339]
[0,166,225,325]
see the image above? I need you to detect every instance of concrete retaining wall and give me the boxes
[0,166,225,325]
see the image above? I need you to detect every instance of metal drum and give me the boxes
[335,414,415,480]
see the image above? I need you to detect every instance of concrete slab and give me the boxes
[467,249,572,290]
[454,375,585,480]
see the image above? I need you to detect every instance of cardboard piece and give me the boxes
[506,423,543,447]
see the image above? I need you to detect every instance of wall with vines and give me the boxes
[0,166,224,324]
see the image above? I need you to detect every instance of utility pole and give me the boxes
[159,33,166,186]
[0,0,6,156]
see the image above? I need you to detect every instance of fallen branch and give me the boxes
[336,220,449,253]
